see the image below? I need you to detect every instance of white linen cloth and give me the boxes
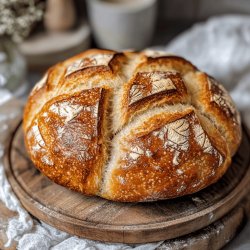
[1,14,250,250]
[165,14,250,127]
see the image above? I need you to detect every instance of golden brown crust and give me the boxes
[124,71,189,130]
[25,88,110,195]
[190,72,241,156]
[23,49,242,202]
[102,107,230,202]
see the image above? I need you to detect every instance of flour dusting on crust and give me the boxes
[129,71,178,105]
[59,121,95,161]
[45,91,103,162]
[208,76,240,124]
[27,119,54,166]
[121,116,190,168]
[143,49,171,58]
[153,118,190,165]
[49,103,84,123]
[65,54,114,76]
[193,122,223,167]
[120,111,224,169]
[28,123,45,152]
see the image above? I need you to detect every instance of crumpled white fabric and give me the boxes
[17,221,161,250]
[1,14,250,250]
[166,14,250,128]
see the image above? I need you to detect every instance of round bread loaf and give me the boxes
[23,49,242,202]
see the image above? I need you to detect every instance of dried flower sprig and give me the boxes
[0,0,44,43]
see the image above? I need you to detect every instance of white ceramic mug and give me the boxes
[86,0,157,50]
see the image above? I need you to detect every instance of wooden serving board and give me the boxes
[3,123,250,246]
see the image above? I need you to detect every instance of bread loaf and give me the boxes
[23,49,242,202]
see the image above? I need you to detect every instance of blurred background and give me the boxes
[0,0,250,95]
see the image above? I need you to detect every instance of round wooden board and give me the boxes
[4,123,250,245]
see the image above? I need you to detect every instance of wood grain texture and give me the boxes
[3,123,250,244]
[157,202,246,250]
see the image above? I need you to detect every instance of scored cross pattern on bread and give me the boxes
[23,49,242,202]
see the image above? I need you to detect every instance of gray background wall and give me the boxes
[152,0,250,45]
[158,0,250,21]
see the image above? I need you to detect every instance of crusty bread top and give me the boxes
[23,49,242,202]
